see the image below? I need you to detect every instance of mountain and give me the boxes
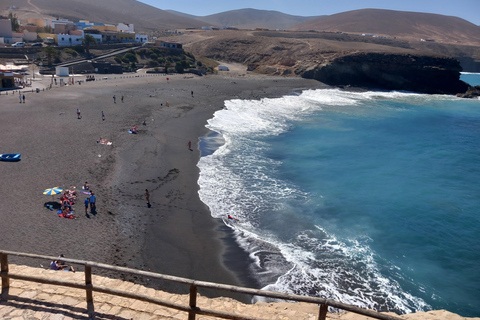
[166,8,321,30]
[289,9,480,46]
[0,0,209,31]
[196,8,321,30]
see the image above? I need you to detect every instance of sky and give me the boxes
[139,0,480,25]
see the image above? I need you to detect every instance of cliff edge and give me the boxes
[301,53,470,94]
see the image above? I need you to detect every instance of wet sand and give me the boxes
[0,69,326,300]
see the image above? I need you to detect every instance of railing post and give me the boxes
[318,303,328,320]
[85,265,93,302]
[1,253,9,300]
[188,284,198,320]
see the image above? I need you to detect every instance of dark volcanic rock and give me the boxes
[456,85,480,98]
[302,52,470,94]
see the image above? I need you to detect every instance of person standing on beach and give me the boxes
[22,94,25,103]
[191,90,194,97]
[84,197,89,215]
[145,189,150,207]
[102,111,105,121]
[188,140,192,150]
[89,192,96,212]
[77,108,81,119]
[113,95,116,103]
[19,93,22,103]
[121,95,124,103]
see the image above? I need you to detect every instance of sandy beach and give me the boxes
[0,68,326,300]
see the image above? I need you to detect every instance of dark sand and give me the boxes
[0,69,327,300]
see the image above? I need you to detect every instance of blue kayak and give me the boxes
[0,153,21,162]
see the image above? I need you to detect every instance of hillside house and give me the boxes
[159,41,182,49]
[57,33,84,46]
[117,23,134,32]
[135,34,148,42]
[118,31,135,43]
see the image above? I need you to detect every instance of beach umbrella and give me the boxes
[43,187,63,200]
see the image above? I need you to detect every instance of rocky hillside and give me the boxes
[290,9,480,46]
[179,29,471,94]
[1,0,209,31]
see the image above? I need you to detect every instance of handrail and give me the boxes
[0,250,403,320]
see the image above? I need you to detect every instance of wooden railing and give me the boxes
[0,250,402,320]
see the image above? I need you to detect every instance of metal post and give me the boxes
[188,284,198,320]
[318,303,328,320]
[85,265,93,302]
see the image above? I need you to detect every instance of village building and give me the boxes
[159,41,182,49]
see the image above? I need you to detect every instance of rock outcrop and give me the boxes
[456,85,480,98]
[301,52,471,95]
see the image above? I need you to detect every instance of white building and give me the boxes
[56,66,69,76]
[117,23,134,32]
[135,34,148,43]
[57,33,84,46]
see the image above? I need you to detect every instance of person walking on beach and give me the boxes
[77,108,81,119]
[188,140,192,150]
[89,192,96,212]
[102,111,105,121]
[191,90,194,97]
[145,189,150,208]
[22,94,25,103]
[113,95,116,103]
[121,95,124,103]
[19,93,22,103]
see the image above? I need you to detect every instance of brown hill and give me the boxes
[0,0,208,31]
[199,8,320,30]
[289,9,480,46]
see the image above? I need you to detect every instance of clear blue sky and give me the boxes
[139,0,480,25]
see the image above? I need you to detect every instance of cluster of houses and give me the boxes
[0,16,149,46]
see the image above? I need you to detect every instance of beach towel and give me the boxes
[81,191,91,195]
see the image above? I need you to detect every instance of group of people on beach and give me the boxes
[59,189,78,219]
[52,182,97,219]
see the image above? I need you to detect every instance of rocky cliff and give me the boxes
[301,53,470,94]
[183,30,474,95]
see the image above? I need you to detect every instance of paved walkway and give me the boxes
[0,264,321,319]
[1,265,470,320]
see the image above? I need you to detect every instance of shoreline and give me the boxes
[0,69,327,300]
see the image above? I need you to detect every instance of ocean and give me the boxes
[198,73,480,316]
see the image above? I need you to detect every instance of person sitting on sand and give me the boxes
[132,125,137,134]
[83,181,89,190]
[50,260,75,272]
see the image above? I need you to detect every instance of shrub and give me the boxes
[149,53,157,60]
[72,45,84,53]
[175,64,184,73]
[64,48,78,57]
[123,52,137,63]
[114,56,123,64]
[147,60,159,67]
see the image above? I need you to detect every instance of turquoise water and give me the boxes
[198,74,480,316]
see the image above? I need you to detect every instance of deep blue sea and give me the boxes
[198,73,480,316]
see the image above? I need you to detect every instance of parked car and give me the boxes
[31,42,43,47]
[12,42,25,47]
